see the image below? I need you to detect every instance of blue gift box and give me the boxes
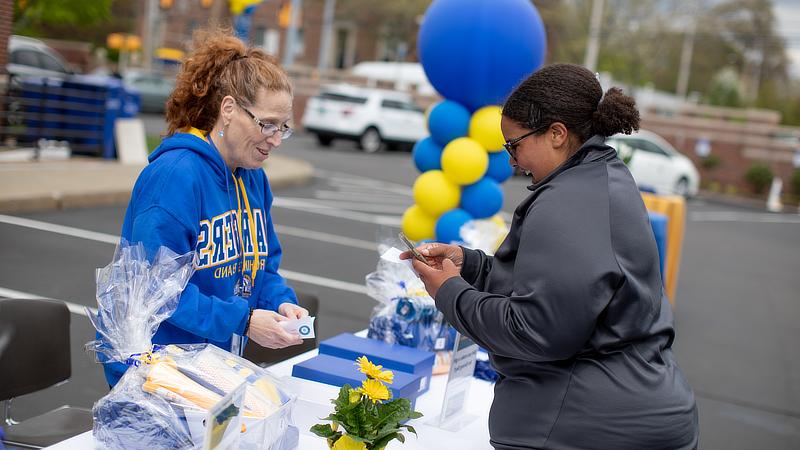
[318,333,435,394]
[292,354,425,408]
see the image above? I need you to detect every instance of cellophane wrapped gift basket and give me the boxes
[86,241,298,450]
[365,241,456,375]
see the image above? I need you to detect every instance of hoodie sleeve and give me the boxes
[128,205,251,341]
[254,209,298,311]
[253,173,297,312]
[434,175,621,362]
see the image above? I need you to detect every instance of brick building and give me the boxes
[150,0,414,69]
[641,105,800,198]
[0,0,12,75]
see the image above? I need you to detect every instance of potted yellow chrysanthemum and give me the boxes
[310,356,423,450]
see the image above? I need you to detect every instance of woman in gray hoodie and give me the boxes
[404,64,699,449]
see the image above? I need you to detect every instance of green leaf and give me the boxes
[371,432,400,450]
[333,385,354,410]
[400,424,418,436]
[373,399,412,429]
[310,424,339,438]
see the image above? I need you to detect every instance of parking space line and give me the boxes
[0,214,118,243]
[0,214,373,295]
[281,198,407,214]
[689,211,800,224]
[279,269,368,295]
[0,286,97,317]
[273,197,401,225]
[274,224,377,251]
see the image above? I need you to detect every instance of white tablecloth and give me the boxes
[45,346,495,449]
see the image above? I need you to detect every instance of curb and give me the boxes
[0,156,314,214]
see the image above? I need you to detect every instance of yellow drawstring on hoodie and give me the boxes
[233,176,259,290]
[188,127,259,294]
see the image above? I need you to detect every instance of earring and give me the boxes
[218,129,224,137]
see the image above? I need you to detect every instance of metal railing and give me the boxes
[0,74,139,158]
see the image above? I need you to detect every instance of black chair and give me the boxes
[244,292,320,366]
[0,299,93,449]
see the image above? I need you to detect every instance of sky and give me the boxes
[774,0,800,77]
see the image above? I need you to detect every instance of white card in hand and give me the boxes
[279,316,316,339]
[380,247,415,272]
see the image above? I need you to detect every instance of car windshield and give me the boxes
[318,92,368,104]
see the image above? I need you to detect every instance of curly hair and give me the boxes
[502,63,639,142]
[165,27,292,136]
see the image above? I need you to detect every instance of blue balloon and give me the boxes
[435,208,473,243]
[418,0,547,111]
[461,178,503,219]
[412,137,443,173]
[428,100,470,146]
[486,151,514,183]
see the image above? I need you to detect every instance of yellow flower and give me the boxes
[372,369,394,384]
[357,378,391,403]
[348,390,362,404]
[331,434,367,450]
[355,356,394,384]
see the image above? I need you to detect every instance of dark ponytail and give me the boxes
[503,64,640,142]
[591,87,640,137]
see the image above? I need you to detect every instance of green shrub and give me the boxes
[744,164,773,194]
[701,154,722,170]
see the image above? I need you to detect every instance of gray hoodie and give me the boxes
[436,136,699,450]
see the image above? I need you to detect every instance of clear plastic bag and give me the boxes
[365,257,456,354]
[459,217,509,256]
[87,240,195,362]
[87,241,298,450]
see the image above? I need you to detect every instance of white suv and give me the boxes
[607,130,700,197]
[301,84,428,153]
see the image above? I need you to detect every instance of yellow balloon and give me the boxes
[402,205,437,241]
[469,106,505,152]
[441,137,488,185]
[412,170,461,216]
[490,214,506,228]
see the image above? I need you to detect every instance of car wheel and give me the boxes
[675,177,690,197]
[316,134,334,147]
[359,127,382,153]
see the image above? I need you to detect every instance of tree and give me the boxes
[13,0,133,48]
[703,0,790,103]
[14,0,113,32]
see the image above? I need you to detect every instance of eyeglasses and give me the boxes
[238,104,293,139]
[502,123,549,160]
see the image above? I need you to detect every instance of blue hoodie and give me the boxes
[102,131,297,386]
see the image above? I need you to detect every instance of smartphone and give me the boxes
[398,232,429,265]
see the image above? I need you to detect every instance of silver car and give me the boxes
[7,35,73,78]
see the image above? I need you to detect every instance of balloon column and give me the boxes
[402,0,547,243]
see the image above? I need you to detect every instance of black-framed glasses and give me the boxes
[502,123,549,160]
[238,103,293,139]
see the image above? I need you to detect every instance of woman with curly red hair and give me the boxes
[103,28,306,387]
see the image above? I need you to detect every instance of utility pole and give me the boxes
[676,19,696,98]
[584,0,604,71]
[141,0,159,70]
[282,0,303,67]
[317,0,336,71]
